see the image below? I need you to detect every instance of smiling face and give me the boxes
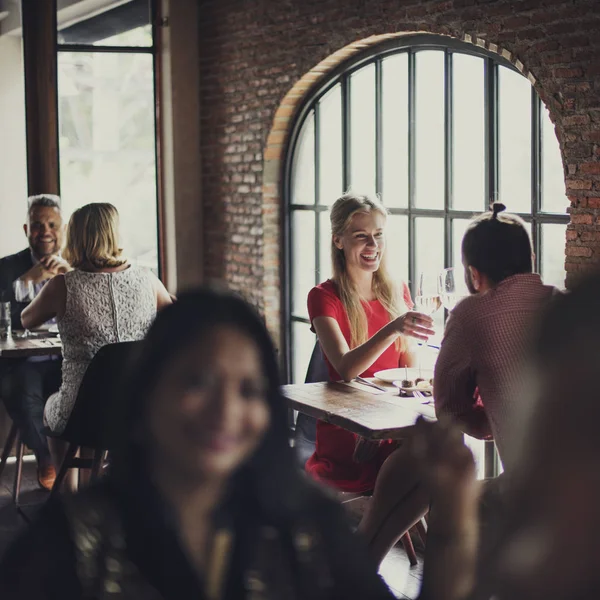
[24,206,64,259]
[146,325,271,483]
[334,210,386,276]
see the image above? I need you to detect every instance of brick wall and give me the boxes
[198,0,600,347]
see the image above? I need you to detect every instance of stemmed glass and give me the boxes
[413,272,441,377]
[438,267,469,311]
[13,279,36,338]
[414,272,442,316]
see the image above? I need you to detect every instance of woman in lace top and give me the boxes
[21,203,171,471]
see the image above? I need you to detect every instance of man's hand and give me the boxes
[40,255,71,275]
[20,255,71,285]
[20,263,54,285]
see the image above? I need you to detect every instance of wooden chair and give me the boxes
[0,421,24,506]
[45,341,140,496]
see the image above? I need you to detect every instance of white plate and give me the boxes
[374,367,433,384]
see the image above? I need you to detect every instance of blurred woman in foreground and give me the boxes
[1,288,399,599]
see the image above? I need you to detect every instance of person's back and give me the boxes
[45,265,156,434]
[437,273,555,470]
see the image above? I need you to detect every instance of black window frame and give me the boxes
[55,0,163,278]
[283,34,569,384]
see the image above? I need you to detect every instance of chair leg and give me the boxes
[0,423,19,480]
[400,532,418,566]
[90,449,103,482]
[12,437,24,506]
[415,517,428,546]
[51,444,78,498]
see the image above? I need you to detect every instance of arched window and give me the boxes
[285,35,568,384]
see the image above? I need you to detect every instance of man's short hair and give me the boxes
[27,194,61,214]
[462,202,533,285]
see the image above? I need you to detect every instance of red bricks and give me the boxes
[197,0,600,343]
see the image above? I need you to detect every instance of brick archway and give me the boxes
[262,30,552,347]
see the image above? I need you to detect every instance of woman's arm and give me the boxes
[314,312,432,382]
[151,274,173,311]
[20,275,66,330]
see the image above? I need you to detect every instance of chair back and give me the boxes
[304,342,330,384]
[60,341,141,450]
[294,342,329,467]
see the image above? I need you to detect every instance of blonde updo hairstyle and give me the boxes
[330,193,406,350]
[63,203,127,270]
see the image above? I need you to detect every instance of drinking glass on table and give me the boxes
[438,267,469,311]
[13,279,36,338]
[415,272,442,315]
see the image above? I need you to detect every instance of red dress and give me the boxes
[305,279,413,493]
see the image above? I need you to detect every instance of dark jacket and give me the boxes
[0,475,395,600]
[0,248,33,330]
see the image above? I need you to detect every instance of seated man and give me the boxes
[0,194,71,490]
[434,202,556,472]
[357,202,556,567]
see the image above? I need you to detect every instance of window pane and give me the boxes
[292,321,317,384]
[291,211,315,318]
[58,52,158,271]
[350,64,376,195]
[382,54,409,208]
[499,67,532,213]
[541,224,566,289]
[318,211,333,283]
[452,218,472,268]
[292,112,315,205]
[453,54,485,211]
[415,217,445,340]
[415,51,445,209]
[58,0,152,47]
[541,107,568,214]
[318,85,343,205]
[385,215,409,290]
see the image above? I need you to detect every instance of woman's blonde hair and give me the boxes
[330,193,406,349]
[63,203,127,270]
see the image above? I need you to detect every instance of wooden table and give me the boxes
[0,333,62,359]
[282,381,436,441]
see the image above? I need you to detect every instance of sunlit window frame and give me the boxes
[283,34,569,383]
[55,0,164,278]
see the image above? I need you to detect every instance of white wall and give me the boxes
[0,34,28,258]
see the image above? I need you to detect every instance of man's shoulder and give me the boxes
[0,248,31,268]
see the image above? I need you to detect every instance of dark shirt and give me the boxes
[0,474,395,600]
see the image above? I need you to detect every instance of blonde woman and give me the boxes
[21,203,171,467]
[305,194,434,493]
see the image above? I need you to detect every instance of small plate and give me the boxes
[374,367,433,384]
[392,381,433,394]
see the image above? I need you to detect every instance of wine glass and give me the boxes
[414,272,442,315]
[13,279,36,338]
[438,267,469,311]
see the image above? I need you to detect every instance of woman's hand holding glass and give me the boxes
[393,311,435,341]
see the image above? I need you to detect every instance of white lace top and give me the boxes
[45,266,156,433]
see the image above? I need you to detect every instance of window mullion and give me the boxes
[408,50,416,294]
[375,59,383,198]
[444,50,453,269]
[486,58,499,207]
[314,105,321,286]
[342,75,351,191]
[532,91,542,273]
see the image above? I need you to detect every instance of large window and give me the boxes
[57,0,160,273]
[286,35,569,385]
